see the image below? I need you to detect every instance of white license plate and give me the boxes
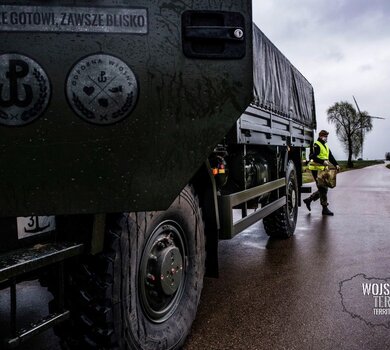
[17,216,56,239]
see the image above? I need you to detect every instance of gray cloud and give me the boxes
[253,0,390,159]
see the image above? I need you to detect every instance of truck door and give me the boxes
[0,0,253,216]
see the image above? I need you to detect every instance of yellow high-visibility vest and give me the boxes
[308,141,329,171]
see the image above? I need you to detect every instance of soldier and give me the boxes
[303,130,340,216]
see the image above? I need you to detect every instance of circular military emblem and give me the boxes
[0,53,50,126]
[66,54,138,125]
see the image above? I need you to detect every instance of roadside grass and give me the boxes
[387,164,390,170]
[302,160,385,183]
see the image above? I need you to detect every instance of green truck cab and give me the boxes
[0,1,315,349]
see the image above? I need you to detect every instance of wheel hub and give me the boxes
[158,246,183,295]
[287,178,297,220]
[139,222,187,323]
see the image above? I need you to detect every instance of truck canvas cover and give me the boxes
[252,25,316,129]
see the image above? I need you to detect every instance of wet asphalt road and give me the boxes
[1,163,390,349]
[183,163,390,349]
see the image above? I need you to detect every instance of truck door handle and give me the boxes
[182,11,246,59]
[184,26,244,41]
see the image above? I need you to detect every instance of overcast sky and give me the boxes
[253,0,390,160]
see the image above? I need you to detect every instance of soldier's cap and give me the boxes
[319,130,329,137]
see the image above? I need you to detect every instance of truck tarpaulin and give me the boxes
[253,24,316,129]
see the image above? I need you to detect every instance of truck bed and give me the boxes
[231,103,314,148]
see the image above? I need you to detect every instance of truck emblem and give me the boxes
[66,54,138,125]
[0,53,50,126]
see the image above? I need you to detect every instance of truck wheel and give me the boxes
[63,185,205,349]
[263,161,298,239]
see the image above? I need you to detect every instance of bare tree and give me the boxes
[386,152,390,161]
[327,101,372,167]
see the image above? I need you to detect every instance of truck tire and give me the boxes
[60,185,205,349]
[263,161,298,239]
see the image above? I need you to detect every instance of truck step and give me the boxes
[0,242,84,282]
[5,311,70,348]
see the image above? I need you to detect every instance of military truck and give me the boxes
[0,1,315,349]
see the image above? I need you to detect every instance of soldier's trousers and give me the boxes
[309,170,328,207]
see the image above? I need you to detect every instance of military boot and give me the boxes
[322,206,334,216]
[303,197,312,211]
